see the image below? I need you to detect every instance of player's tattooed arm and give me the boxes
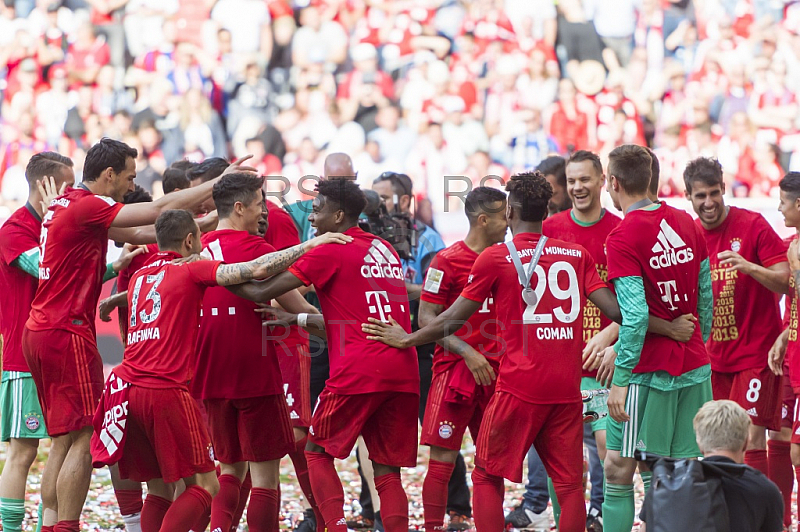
[215,245,304,286]
[419,300,496,386]
[363,296,483,348]
[226,271,306,302]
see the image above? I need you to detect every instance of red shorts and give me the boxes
[782,365,794,430]
[476,391,583,484]
[309,389,418,467]
[792,396,800,444]
[119,386,215,483]
[420,367,494,451]
[204,394,295,463]
[275,335,312,428]
[22,328,103,437]
[712,366,782,431]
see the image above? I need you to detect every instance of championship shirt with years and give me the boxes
[697,207,785,373]
[421,240,500,373]
[27,187,124,342]
[606,203,710,376]
[193,229,283,399]
[461,233,606,404]
[784,237,800,391]
[114,252,221,389]
[287,227,419,395]
[543,208,621,377]
[0,204,41,372]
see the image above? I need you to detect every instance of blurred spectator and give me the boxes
[510,108,559,172]
[292,3,347,68]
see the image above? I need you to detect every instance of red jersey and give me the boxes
[0,204,41,372]
[697,207,786,372]
[288,227,419,395]
[421,241,500,374]
[193,230,282,399]
[461,233,606,404]
[543,209,621,377]
[265,200,301,251]
[117,244,160,341]
[784,237,800,390]
[606,203,710,376]
[114,252,220,389]
[27,187,124,342]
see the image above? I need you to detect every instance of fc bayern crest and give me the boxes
[438,421,454,439]
[731,239,742,252]
[208,445,215,461]
[25,415,40,431]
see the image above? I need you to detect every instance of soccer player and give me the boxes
[418,186,508,532]
[0,153,74,532]
[22,138,252,532]
[226,179,420,532]
[94,209,348,532]
[193,173,321,532]
[601,145,713,532]
[362,172,622,532]
[683,157,789,481]
[542,150,621,529]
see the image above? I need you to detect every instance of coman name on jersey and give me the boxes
[536,327,574,340]
[127,327,161,345]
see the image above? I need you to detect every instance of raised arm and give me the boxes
[226,271,306,303]
[111,157,256,228]
[362,296,483,349]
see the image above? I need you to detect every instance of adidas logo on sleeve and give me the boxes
[650,219,695,269]
[360,239,404,280]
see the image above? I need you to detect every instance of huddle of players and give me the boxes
[1,137,799,532]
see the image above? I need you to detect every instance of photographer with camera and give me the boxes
[369,172,473,528]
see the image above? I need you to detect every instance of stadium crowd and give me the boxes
[5,0,800,218]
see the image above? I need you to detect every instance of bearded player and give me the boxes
[418,186,508,532]
[602,145,712,532]
[22,138,251,532]
[362,172,622,532]
[683,159,790,494]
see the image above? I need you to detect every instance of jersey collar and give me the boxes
[24,202,42,222]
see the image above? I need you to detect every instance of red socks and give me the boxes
[745,448,769,476]
[374,472,408,532]
[142,494,172,532]
[472,466,505,532]
[550,481,587,532]
[768,439,794,528]
[422,460,455,532]
[116,487,144,516]
[54,520,80,532]
[246,487,280,532]
[160,485,212,532]
[305,451,347,532]
[210,474,241,532]
[290,437,325,532]
[231,472,252,530]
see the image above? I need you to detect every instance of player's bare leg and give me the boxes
[210,461,247,532]
[142,479,175,532]
[40,434,69,528]
[54,427,93,530]
[371,462,407,532]
[0,437,39,531]
[423,446,458,531]
[602,450,638,532]
[769,428,794,529]
[248,459,281,532]
[110,464,143,532]
[594,430,607,462]
[357,439,380,518]
[161,471,219,532]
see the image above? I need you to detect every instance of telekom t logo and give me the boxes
[657,280,679,311]
[366,291,392,322]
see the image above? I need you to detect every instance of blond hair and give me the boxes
[693,400,749,453]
